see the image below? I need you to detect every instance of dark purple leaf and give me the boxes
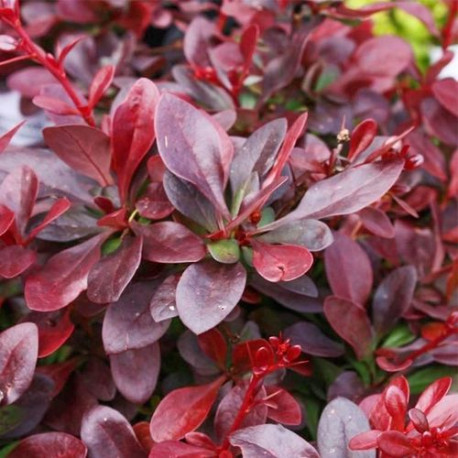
[324,296,373,360]
[176,261,246,334]
[25,235,104,312]
[87,235,143,303]
[372,265,417,336]
[324,232,373,305]
[359,207,394,238]
[214,382,267,442]
[8,432,87,458]
[81,358,116,402]
[0,165,38,236]
[421,97,458,146]
[135,183,174,220]
[286,159,404,221]
[103,282,169,354]
[111,78,159,202]
[229,424,320,458]
[317,397,375,458]
[132,221,206,264]
[284,321,344,358]
[43,125,112,187]
[0,323,38,406]
[252,240,313,282]
[0,245,36,278]
[178,331,220,377]
[110,342,160,404]
[81,405,146,458]
[150,274,180,322]
[149,376,225,442]
[155,93,233,218]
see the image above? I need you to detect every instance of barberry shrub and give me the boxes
[0,0,457,457]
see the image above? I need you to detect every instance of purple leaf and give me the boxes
[87,235,143,304]
[135,183,173,220]
[0,323,38,405]
[111,78,159,202]
[80,358,116,402]
[110,342,160,404]
[431,78,458,117]
[132,221,206,264]
[324,232,373,305]
[317,397,375,458]
[324,296,373,360]
[81,405,146,458]
[43,125,112,187]
[176,260,246,334]
[284,159,404,221]
[150,274,180,322]
[372,266,417,336]
[0,245,36,278]
[252,240,313,282]
[359,207,394,238]
[8,432,87,458]
[229,424,320,458]
[25,235,104,312]
[155,93,233,218]
[102,282,169,354]
[284,321,344,358]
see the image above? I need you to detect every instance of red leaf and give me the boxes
[87,235,143,304]
[112,78,159,202]
[0,204,15,236]
[324,232,373,305]
[132,221,206,264]
[0,245,36,278]
[348,430,381,450]
[348,118,377,161]
[110,342,160,404]
[265,386,302,425]
[56,35,86,66]
[384,385,408,430]
[135,183,174,220]
[197,328,228,369]
[240,24,259,72]
[27,197,71,241]
[252,240,313,282]
[359,207,395,238]
[231,339,270,374]
[8,432,87,458]
[425,393,458,430]
[25,235,104,312]
[23,309,75,358]
[176,260,246,334]
[378,431,415,456]
[32,95,79,115]
[0,121,25,154]
[414,376,451,415]
[89,65,115,108]
[155,93,233,218]
[0,323,38,405]
[43,125,112,186]
[81,405,146,458]
[149,376,225,442]
[432,78,458,117]
[149,441,215,458]
[324,296,373,360]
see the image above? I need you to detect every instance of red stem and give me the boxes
[442,0,458,50]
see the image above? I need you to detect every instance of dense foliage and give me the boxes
[0,0,457,457]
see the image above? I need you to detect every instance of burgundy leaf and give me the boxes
[135,183,174,220]
[27,197,72,241]
[197,328,228,368]
[102,282,169,354]
[229,424,320,458]
[0,121,25,154]
[155,93,233,217]
[0,165,38,236]
[176,261,246,334]
[0,245,36,278]
[132,221,206,264]
[22,309,74,358]
[0,204,14,236]
[43,125,112,187]
[80,358,116,402]
[265,386,302,425]
[149,441,215,458]
[324,232,373,305]
[0,323,38,405]
[348,119,377,161]
[324,296,373,360]
[285,159,404,221]
[149,274,180,322]
[88,65,115,108]
[25,235,104,312]
[431,78,458,117]
[284,321,345,358]
[359,207,394,238]
[111,78,159,202]
[317,397,375,458]
[252,240,313,282]
[372,265,417,336]
[149,376,225,442]
[87,235,143,304]
[81,405,146,458]
[215,382,267,442]
[8,432,87,458]
[110,342,160,404]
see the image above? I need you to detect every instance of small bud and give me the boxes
[337,128,350,143]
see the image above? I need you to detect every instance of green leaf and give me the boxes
[0,405,23,436]
[101,237,122,256]
[408,365,458,394]
[208,239,240,264]
[312,358,343,386]
[303,396,321,440]
[381,324,416,348]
